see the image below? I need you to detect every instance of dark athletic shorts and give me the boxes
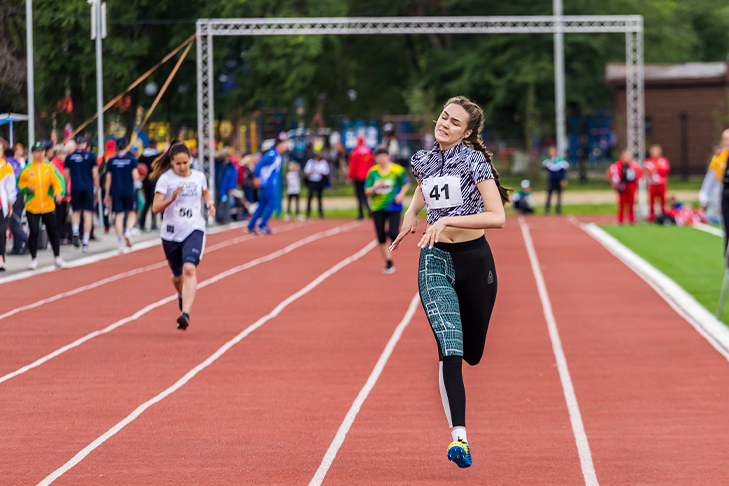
[162,230,205,277]
[71,190,95,211]
[112,195,137,213]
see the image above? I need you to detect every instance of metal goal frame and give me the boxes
[196,15,645,199]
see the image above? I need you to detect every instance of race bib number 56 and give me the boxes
[421,175,463,210]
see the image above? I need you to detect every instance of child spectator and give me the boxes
[285,162,302,221]
[542,145,569,215]
[643,143,671,222]
[607,149,643,225]
[513,179,535,215]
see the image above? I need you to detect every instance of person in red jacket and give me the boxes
[347,135,374,219]
[643,143,671,222]
[607,149,643,224]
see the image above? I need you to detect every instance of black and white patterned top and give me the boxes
[411,142,494,225]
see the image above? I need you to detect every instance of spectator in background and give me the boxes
[0,152,18,270]
[247,133,287,235]
[607,149,643,225]
[542,145,569,215]
[64,136,99,252]
[104,139,139,253]
[138,139,161,231]
[700,133,728,224]
[218,152,238,224]
[284,162,302,221]
[13,143,25,166]
[347,135,373,220]
[18,141,66,270]
[513,180,535,215]
[304,152,329,219]
[98,139,116,233]
[3,148,28,254]
[49,144,70,244]
[643,143,671,223]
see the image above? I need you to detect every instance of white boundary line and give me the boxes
[0,222,302,325]
[36,239,377,486]
[577,221,729,362]
[308,293,420,486]
[0,222,362,385]
[518,216,599,486]
[694,222,723,237]
[0,221,254,285]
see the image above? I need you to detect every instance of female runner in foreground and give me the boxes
[151,140,215,330]
[390,96,510,468]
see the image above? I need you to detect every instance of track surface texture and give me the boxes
[2,217,728,485]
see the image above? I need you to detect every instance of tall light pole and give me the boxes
[89,0,106,223]
[553,0,566,157]
[26,0,34,147]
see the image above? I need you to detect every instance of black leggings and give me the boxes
[372,210,400,244]
[418,236,497,428]
[27,211,60,258]
[140,179,157,230]
[307,181,324,218]
[353,180,370,219]
[287,193,300,215]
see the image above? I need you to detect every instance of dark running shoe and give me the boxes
[176,312,190,331]
[72,234,80,248]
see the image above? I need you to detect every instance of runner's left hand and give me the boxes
[418,219,447,250]
[207,202,216,219]
[54,194,62,204]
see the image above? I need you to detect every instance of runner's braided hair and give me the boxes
[444,96,512,204]
[150,139,191,180]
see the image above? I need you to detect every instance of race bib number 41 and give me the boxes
[421,175,463,209]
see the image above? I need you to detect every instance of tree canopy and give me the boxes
[0,0,728,146]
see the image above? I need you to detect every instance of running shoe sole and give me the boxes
[72,234,80,248]
[447,442,472,468]
[124,235,133,248]
[381,266,396,274]
[176,314,189,331]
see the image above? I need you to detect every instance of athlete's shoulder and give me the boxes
[391,163,406,175]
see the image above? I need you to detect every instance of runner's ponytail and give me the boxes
[150,139,191,180]
[444,96,513,204]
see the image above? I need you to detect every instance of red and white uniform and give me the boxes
[644,156,670,221]
[607,160,643,224]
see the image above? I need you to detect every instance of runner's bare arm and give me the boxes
[202,187,216,219]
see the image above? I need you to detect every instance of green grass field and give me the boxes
[600,224,729,323]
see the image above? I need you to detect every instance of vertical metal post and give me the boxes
[625,20,646,218]
[196,21,215,204]
[9,122,13,146]
[93,0,105,224]
[207,31,215,204]
[26,0,34,147]
[553,0,566,157]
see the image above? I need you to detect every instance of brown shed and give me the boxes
[605,62,729,175]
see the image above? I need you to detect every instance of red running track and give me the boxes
[1,216,728,485]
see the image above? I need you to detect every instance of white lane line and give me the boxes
[308,294,420,486]
[694,222,723,237]
[518,216,599,486]
[0,220,277,286]
[0,222,302,325]
[578,221,729,362]
[36,239,377,486]
[0,222,362,385]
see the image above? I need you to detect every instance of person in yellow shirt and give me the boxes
[700,129,729,223]
[17,141,66,270]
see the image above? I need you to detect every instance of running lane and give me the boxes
[529,216,729,485]
[39,226,418,485]
[0,221,365,485]
[0,221,327,377]
[0,223,283,315]
[320,222,586,485]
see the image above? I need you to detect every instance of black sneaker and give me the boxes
[178,294,183,311]
[72,234,80,248]
[176,312,190,331]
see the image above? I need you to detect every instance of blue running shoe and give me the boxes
[447,439,472,468]
[258,226,273,235]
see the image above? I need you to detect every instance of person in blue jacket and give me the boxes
[247,133,287,234]
[542,145,569,215]
[218,153,238,223]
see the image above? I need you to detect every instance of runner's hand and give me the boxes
[390,211,417,251]
[104,195,111,206]
[27,184,35,193]
[54,194,62,204]
[171,187,183,202]
[394,193,404,205]
[207,202,216,219]
[418,218,447,250]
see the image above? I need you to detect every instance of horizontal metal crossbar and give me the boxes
[197,15,643,36]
